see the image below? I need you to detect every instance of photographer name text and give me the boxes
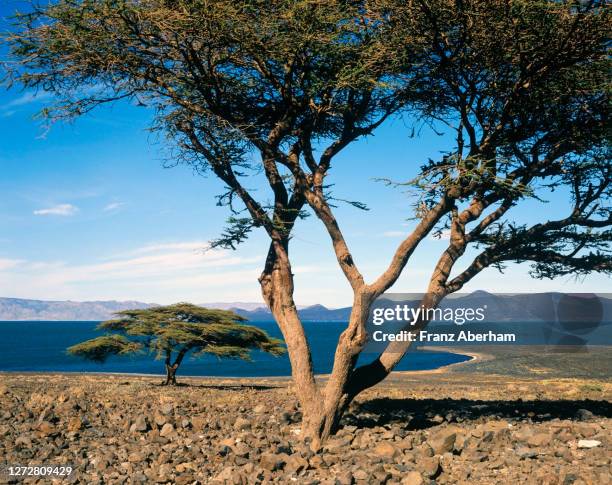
[372,330,516,343]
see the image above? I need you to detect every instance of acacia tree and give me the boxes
[5,0,610,445]
[67,303,285,385]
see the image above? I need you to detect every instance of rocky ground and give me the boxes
[0,347,610,484]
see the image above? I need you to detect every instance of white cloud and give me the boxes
[3,91,54,109]
[38,243,257,283]
[0,258,25,271]
[103,202,125,212]
[0,241,263,304]
[33,203,79,216]
[132,241,209,254]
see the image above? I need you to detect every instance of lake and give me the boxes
[0,321,471,377]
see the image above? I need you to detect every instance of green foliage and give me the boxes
[67,303,285,367]
[67,335,143,363]
[209,217,256,251]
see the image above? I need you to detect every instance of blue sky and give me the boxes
[0,3,609,306]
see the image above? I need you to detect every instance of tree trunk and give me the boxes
[260,239,447,447]
[301,388,353,446]
[302,291,445,446]
[162,347,189,386]
[301,290,373,445]
[264,273,374,447]
[164,363,178,386]
[259,241,323,442]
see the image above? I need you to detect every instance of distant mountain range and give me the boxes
[0,298,158,321]
[1,292,611,322]
[200,301,269,312]
[234,292,612,323]
[232,304,352,321]
[0,297,331,321]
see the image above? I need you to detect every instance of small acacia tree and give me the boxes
[6,0,610,445]
[67,303,285,385]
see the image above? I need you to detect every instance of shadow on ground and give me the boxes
[149,381,282,391]
[349,397,612,431]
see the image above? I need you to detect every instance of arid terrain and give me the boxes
[0,346,610,484]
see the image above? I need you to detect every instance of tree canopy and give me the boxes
[67,303,285,384]
[6,0,611,443]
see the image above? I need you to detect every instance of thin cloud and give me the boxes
[381,230,405,238]
[33,204,79,216]
[103,202,125,212]
[132,241,209,254]
[3,91,54,109]
[0,258,25,271]
[0,241,262,302]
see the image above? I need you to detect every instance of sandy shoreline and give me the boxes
[403,346,493,374]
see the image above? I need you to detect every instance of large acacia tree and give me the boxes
[5,0,610,445]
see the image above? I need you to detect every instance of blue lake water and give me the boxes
[0,321,470,377]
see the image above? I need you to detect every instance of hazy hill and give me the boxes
[235,292,612,323]
[2,292,610,323]
[0,298,157,321]
[201,302,268,312]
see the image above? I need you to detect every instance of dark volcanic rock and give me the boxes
[0,372,609,485]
